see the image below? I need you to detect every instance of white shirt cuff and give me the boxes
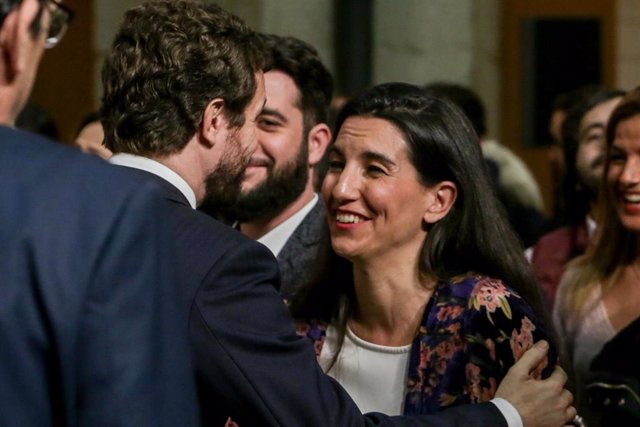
[490,397,523,427]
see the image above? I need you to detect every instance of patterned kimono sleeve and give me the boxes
[463,277,558,403]
[294,319,327,358]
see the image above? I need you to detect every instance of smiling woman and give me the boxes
[290,82,558,416]
[323,115,443,264]
[554,87,640,427]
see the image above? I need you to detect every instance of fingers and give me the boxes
[547,365,568,386]
[557,388,575,425]
[565,406,577,424]
[560,388,574,408]
[511,340,549,376]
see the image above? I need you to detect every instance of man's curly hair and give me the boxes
[101,0,269,156]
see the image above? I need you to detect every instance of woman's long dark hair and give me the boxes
[291,83,550,354]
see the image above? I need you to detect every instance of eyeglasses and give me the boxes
[43,0,74,49]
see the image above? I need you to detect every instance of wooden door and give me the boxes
[501,0,615,216]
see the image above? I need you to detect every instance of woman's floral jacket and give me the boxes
[295,275,559,415]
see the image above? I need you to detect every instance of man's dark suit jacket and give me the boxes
[133,169,507,427]
[0,126,198,426]
[277,198,331,301]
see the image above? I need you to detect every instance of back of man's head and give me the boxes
[101,0,269,157]
[423,82,486,139]
[260,33,332,132]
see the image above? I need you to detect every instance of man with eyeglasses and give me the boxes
[0,1,199,425]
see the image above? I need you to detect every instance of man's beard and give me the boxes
[200,132,252,216]
[217,139,309,223]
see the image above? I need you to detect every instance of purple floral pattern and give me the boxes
[407,275,556,414]
[298,274,557,416]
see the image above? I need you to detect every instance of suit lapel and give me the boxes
[278,198,327,262]
[277,199,330,299]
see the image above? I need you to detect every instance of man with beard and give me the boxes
[530,87,625,307]
[102,2,269,423]
[102,2,576,426]
[202,34,334,301]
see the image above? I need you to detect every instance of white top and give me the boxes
[318,326,522,427]
[319,325,412,415]
[572,296,615,390]
[554,283,615,409]
[257,193,318,257]
[553,278,616,419]
[109,153,197,209]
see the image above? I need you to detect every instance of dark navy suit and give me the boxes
[132,169,507,427]
[0,126,198,426]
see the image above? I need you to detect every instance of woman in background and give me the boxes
[554,88,640,427]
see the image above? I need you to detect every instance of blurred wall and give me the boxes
[373,0,501,138]
[31,0,640,153]
[618,0,640,90]
[30,0,94,144]
[225,0,334,71]
[87,0,500,135]
[93,0,335,106]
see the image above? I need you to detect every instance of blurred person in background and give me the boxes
[424,82,549,247]
[530,87,624,307]
[73,111,111,159]
[554,87,640,427]
[15,102,58,139]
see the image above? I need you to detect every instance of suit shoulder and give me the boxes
[0,126,149,199]
[0,127,165,248]
[171,208,276,262]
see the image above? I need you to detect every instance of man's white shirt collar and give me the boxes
[109,153,197,209]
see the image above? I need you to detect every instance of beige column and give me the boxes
[373,0,501,138]
[616,0,640,90]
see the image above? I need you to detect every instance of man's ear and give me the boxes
[200,98,226,147]
[307,122,331,166]
[0,7,20,81]
[423,181,457,224]
[4,0,42,75]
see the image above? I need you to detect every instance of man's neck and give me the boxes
[0,87,19,126]
[240,186,316,240]
[109,153,199,209]
[152,137,205,204]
